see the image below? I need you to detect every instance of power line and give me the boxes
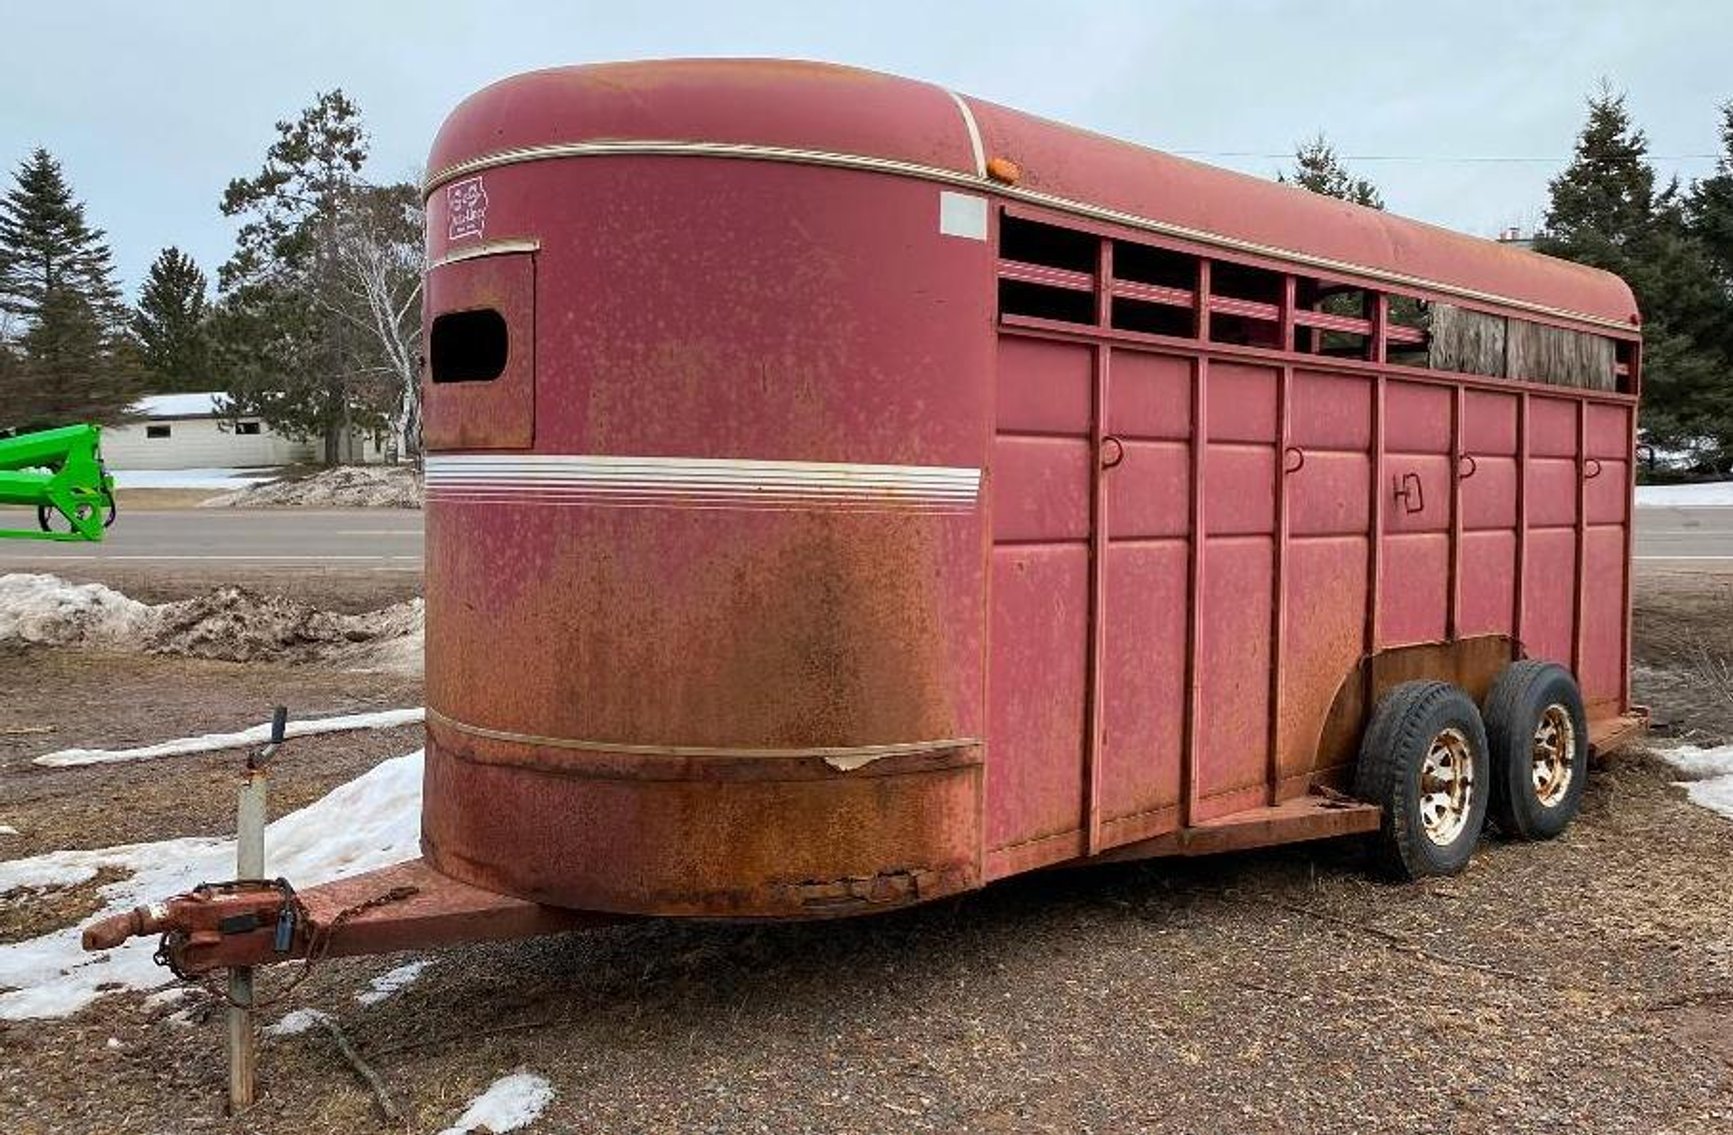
[1170,150,1720,163]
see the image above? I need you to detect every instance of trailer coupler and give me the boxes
[83,878,310,977]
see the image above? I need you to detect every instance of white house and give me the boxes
[100,393,316,470]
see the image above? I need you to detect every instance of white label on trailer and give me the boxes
[939,191,988,240]
[447,176,489,241]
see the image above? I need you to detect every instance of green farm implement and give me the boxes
[0,423,118,542]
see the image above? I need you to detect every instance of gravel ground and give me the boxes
[0,570,1729,1133]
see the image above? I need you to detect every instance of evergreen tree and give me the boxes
[1539,85,1733,469]
[133,246,211,393]
[1688,102,1733,351]
[0,148,136,428]
[213,91,398,463]
[1534,84,1656,279]
[0,148,124,329]
[1279,134,1384,209]
[0,287,139,431]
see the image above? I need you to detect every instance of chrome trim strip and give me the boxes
[427,707,981,761]
[945,88,987,177]
[422,139,1635,334]
[427,238,541,270]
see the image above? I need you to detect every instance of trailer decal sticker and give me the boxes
[424,454,981,512]
[446,176,489,241]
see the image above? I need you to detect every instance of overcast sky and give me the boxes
[2,1,1728,298]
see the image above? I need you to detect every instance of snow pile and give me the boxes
[0,750,424,1021]
[109,468,278,491]
[438,1073,555,1135]
[264,1008,333,1038]
[35,707,425,767]
[0,574,155,648]
[357,958,428,1006]
[148,586,423,667]
[0,574,423,672]
[202,465,422,510]
[1657,744,1733,821]
[1636,481,1733,508]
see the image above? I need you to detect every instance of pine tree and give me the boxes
[1534,84,1656,279]
[213,91,399,463]
[133,247,211,393]
[1688,102,1733,353]
[1539,85,1733,469]
[0,288,139,431]
[1279,134,1384,209]
[0,148,136,428]
[0,148,124,329]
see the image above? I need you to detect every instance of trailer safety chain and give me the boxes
[157,880,421,1010]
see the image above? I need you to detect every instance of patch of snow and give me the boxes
[0,824,17,836]
[357,959,429,1006]
[0,574,154,648]
[108,467,279,490]
[438,1072,555,1135]
[0,750,424,1021]
[130,392,227,419]
[36,707,425,767]
[1656,744,1733,821]
[1635,481,1733,508]
[142,986,189,1009]
[263,1008,333,1038]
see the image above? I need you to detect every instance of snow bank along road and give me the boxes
[0,508,423,569]
[0,490,1731,571]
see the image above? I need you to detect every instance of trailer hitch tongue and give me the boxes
[79,880,305,969]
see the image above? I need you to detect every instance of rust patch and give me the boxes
[776,864,971,913]
[1316,636,1520,777]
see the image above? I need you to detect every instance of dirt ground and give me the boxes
[0,567,1729,1133]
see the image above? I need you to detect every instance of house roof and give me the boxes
[132,393,228,419]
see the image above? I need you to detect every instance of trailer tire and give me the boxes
[1354,681,1490,879]
[1482,661,1588,841]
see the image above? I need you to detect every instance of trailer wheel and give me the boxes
[1482,661,1588,840]
[1354,681,1490,879]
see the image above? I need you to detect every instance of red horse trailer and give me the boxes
[88,58,1645,976]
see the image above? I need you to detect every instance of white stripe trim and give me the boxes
[421,139,1636,334]
[423,454,980,507]
[945,89,987,177]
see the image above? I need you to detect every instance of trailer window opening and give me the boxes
[430,308,509,384]
[1296,281,1373,360]
[990,212,1632,394]
[1000,215,1097,273]
[1112,297,1194,337]
[1386,295,1432,368]
[999,278,1095,324]
[1113,240,1196,291]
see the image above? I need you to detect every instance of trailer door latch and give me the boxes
[1393,471,1425,514]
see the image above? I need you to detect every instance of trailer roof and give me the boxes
[428,59,1639,331]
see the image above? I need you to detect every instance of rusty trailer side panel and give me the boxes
[409,59,1641,919]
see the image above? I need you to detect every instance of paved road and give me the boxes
[0,503,1729,571]
[1633,504,1733,565]
[0,508,425,571]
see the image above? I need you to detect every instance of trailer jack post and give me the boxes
[228,705,286,1113]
